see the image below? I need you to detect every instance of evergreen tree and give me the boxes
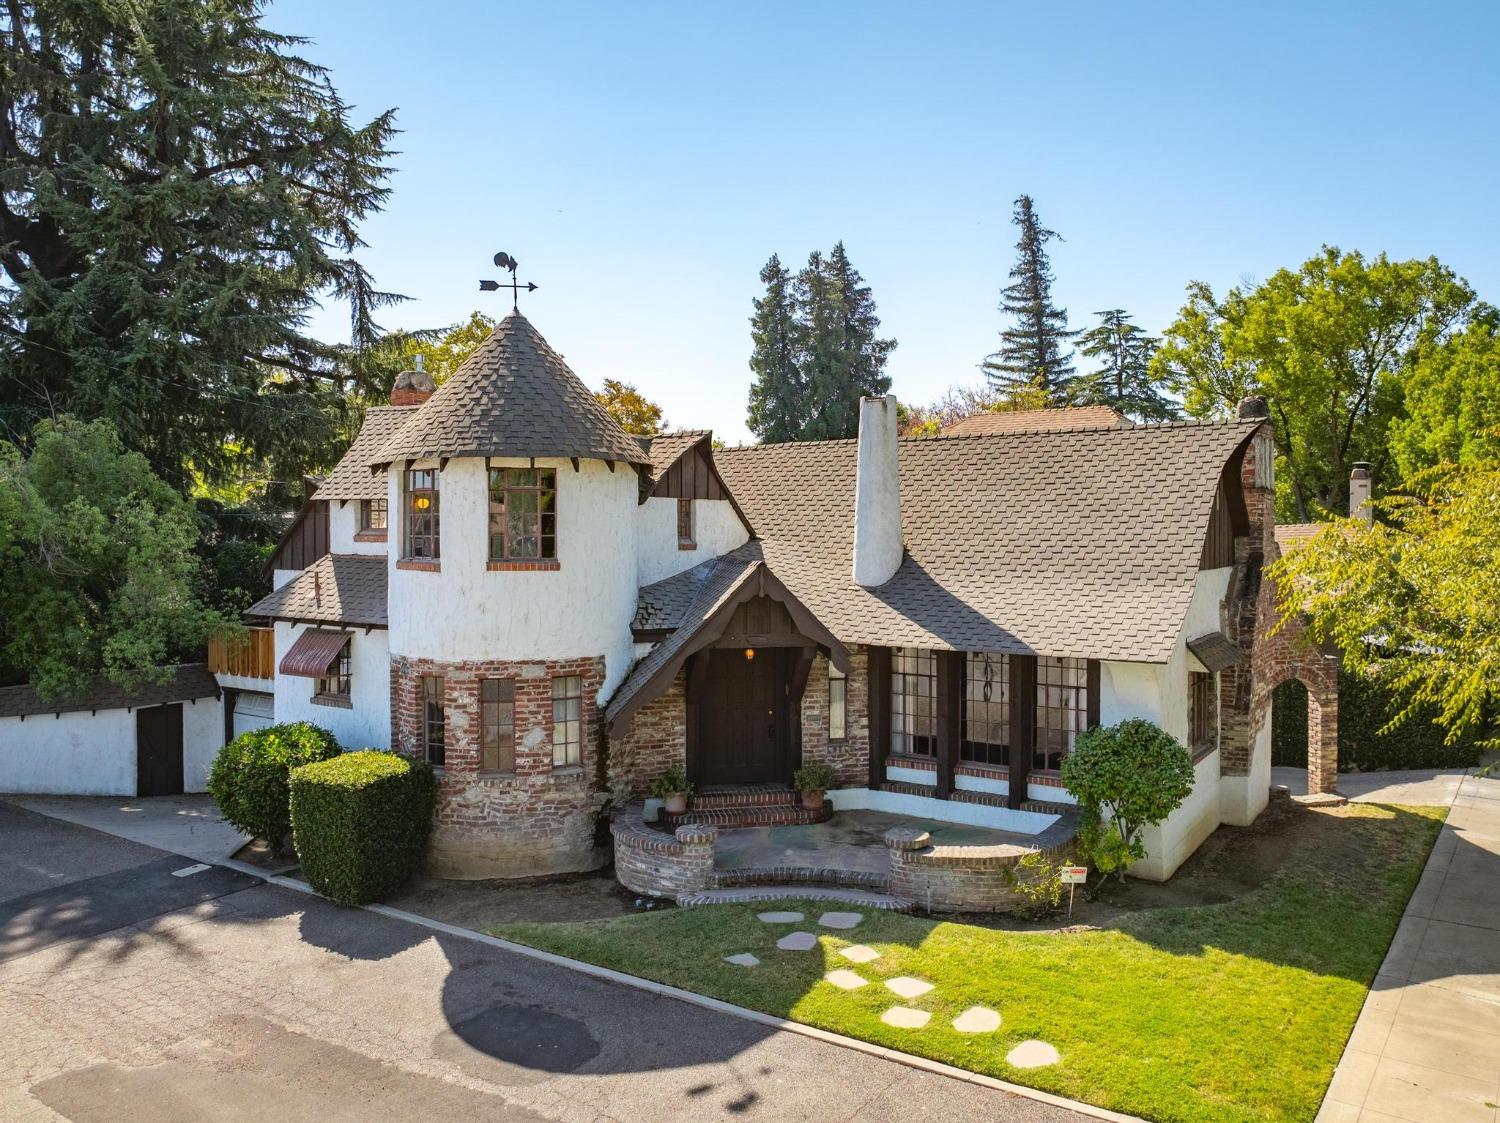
[802,242,896,440]
[791,250,849,440]
[746,254,805,443]
[1069,309,1175,421]
[981,195,1075,403]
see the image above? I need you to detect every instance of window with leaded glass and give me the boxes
[316,640,351,701]
[552,675,582,766]
[1035,656,1089,771]
[961,652,1010,766]
[360,497,388,532]
[891,647,936,757]
[677,498,695,548]
[828,663,847,741]
[404,470,439,558]
[423,675,445,766]
[480,678,515,772]
[489,467,557,560]
[1189,671,1216,754]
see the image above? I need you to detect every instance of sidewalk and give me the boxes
[6,793,248,865]
[1318,768,1500,1122]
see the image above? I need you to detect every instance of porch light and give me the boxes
[744,648,755,661]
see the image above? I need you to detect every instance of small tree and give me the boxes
[595,378,667,436]
[208,722,342,855]
[1061,719,1195,881]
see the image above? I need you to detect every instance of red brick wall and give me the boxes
[799,647,870,787]
[609,671,687,799]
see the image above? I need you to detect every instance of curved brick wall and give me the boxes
[884,823,1078,913]
[612,812,716,899]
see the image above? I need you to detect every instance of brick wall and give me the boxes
[884,825,1077,913]
[799,647,870,788]
[608,671,686,800]
[611,813,715,899]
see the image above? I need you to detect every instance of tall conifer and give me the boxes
[981,195,1075,403]
[1069,309,1175,421]
[746,254,804,443]
[802,242,896,440]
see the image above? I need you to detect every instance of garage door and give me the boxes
[232,692,274,739]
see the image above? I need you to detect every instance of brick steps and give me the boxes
[676,885,914,911]
[663,785,831,829]
[712,865,889,891]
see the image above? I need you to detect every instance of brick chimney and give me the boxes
[1236,395,1270,420]
[391,354,436,407]
[1349,462,1373,524]
[852,396,903,587]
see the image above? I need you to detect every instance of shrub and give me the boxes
[793,761,838,794]
[289,751,436,906]
[1061,719,1195,881]
[1002,849,1065,919]
[207,722,341,854]
[649,765,692,798]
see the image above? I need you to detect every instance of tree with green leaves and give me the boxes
[1388,313,1500,479]
[746,254,804,443]
[1068,309,1174,421]
[1150,281,1258,419]
[596,379,667,436]
[0,1,399,489]
[981,195,1075,404]
[800,242,895,440]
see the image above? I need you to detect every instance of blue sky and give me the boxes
[273,1,1500,443]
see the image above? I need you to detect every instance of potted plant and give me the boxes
[650,766,693,815]
[793,762,838,811]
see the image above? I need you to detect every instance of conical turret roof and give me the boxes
[369,311,650,468]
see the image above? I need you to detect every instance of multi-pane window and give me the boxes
[891,647,937,757]
[1189,671,1217,754]
[1035,656,1089,771]
[677,498,695,548]
[404,469,440,558]
[480,678,515,772]
[316,640,352,700]
[423,674,445,766]
[828,663,847,741]
[489,467,557,560]
[360,497,388,532]
[961,652,1010,766]
[552,675,582,766]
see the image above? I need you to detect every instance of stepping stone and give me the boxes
[776,931,818,951]
[818,911,863,930]
[881,1007,931,1029]
[723,953,760,967]
[824,969,868,990]
[757,911,804,924]
[952,1006,1002,1034]
[885,976,935,999]
[1006,1040,1060,1069]
[839,944,881,964]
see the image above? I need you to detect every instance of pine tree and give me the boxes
[805,241,896,440]
[1069,309,1176,421]
[746,254,805,443]
[981,195,1075,403]
[791,250,849,441]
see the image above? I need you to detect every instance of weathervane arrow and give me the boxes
[479,252,538,310]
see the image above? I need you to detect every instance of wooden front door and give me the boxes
[696,649,792,786]
[136,703,184,797]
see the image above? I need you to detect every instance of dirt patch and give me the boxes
[230,838,297,872]
[385,867,647,930]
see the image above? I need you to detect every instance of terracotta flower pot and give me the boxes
[800,790,825,812]
[664,793,688,814]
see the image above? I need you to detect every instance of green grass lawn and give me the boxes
[492,803,1444,1123]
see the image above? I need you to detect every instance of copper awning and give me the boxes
[279,629,351,678]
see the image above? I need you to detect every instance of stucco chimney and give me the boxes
[852,396,903,588]
[1349,462,1373,524]
[391,354,436,407]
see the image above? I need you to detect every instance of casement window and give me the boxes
[677,498,695,549]
[891,647,937,757]
[480,678,515,772]
[1189,671,1217,754]
[423,674,445,766]
[1035,656,1089,771]
[489,467,557,560]
[404,469,440,559]
[828,663,847,741]
[315,640,352,702]
[961,652,1010,766]
[359,497,388,532]
[552,675,582,767]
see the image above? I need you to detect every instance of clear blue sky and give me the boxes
[273,0,1500,444]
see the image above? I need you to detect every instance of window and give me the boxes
[961,652,1010,766]
[1189,671,1217,754]
[552,675,582,766]
[677,498,695,549]
[404,469,440,558]
[489,467,556,560]
[891,647,937,757]
[1035,656,1089,771]
[359,497,388,532]
[423,675,445,766]
[828,663,847,741]
[480,678,515,772]
[316,640,351,701]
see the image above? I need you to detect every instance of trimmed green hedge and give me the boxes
[1272,671,1484,771]
[289,751,436,906]
[207,722,341,854]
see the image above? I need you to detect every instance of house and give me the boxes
[246,310,1336,893]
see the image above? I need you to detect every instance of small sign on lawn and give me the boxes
[1060,867,1088,884]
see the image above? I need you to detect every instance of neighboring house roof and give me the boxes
[0,664,220,720]
[1187,631,1244,673]
[942,406,1130,436]
[317,406,417,501]
[369,311,650,469]
[711,420,1262,663]
[245,554,388,628]
[1274,522,1324,552]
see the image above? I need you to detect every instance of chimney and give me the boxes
[1236,395,1270,420]
[1349,462,1373,524]
[852,396,903,587]
[391,354,436,407]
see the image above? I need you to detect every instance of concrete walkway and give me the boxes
[1271,765,1471,806]
[1318,768,1500,1122]
[7,793,248,865]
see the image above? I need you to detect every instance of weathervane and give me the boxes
[479,252,538,310]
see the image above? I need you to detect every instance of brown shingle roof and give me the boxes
[942,406,1130,435]
[316,407,416,501]
[1187,631,1243,672]
[640,430,713,480]
[1274,522,1324,552]
[0,664,220,719]
[245,554,388,628]
[632,554,723,633]
[369,311,650,468]
[712,421,1261,663]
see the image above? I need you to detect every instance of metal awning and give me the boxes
[279,629,351,678]
[1186,631,1243,673]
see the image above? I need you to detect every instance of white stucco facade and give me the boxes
[272,622,391,749]
[328,498,388,556]
[635,496,749,586]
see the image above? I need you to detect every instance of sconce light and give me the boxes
[744,648,756,661]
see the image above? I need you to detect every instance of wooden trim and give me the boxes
[207,627,275,679]
[867,646,891,790]
[685,650,712,782]
[1087,659,1101,730]
[935,650,962,800]
[649,435,756,538]
[1007,654,1037,809]
[788,646,815,775]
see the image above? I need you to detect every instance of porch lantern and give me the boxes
[744,647,755,661]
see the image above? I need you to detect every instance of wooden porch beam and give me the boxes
[867,646,891,791]
[1008,654,1037,809]
[935,650,962,800]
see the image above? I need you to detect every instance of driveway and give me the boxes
[8,792,247,864]
[0,801,1092,1122]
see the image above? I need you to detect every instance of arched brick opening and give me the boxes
[1265,672,1340,794]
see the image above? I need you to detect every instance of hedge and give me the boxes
[289,751,437,906]
[1272,670,1485,771]
[207,722,341,854]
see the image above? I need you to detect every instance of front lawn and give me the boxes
[493,803,1444,1123]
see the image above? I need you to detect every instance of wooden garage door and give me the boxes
[136,703,184,797]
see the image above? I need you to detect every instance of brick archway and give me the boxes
[1249,575,1341,794]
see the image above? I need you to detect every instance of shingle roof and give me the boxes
[640,430,713,480]
[316,407,416,501]
[245,554,388,628]
[1274,522,1324,552]
[369,311,650,468]
[0,664,220,719]
[633,554,723,633]
[942,406,1130,435]
[1187,631,1244,672]
[711,421,1262,663]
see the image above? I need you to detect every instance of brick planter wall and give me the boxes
[611,811,716,899]
[885,823,1078,914]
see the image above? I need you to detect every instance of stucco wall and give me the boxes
[328,499,388,557]
[1133,748,1224,881]
[272,622,391,749]
[634,497,749,587]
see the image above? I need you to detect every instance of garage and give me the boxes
[231,691,274,739]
